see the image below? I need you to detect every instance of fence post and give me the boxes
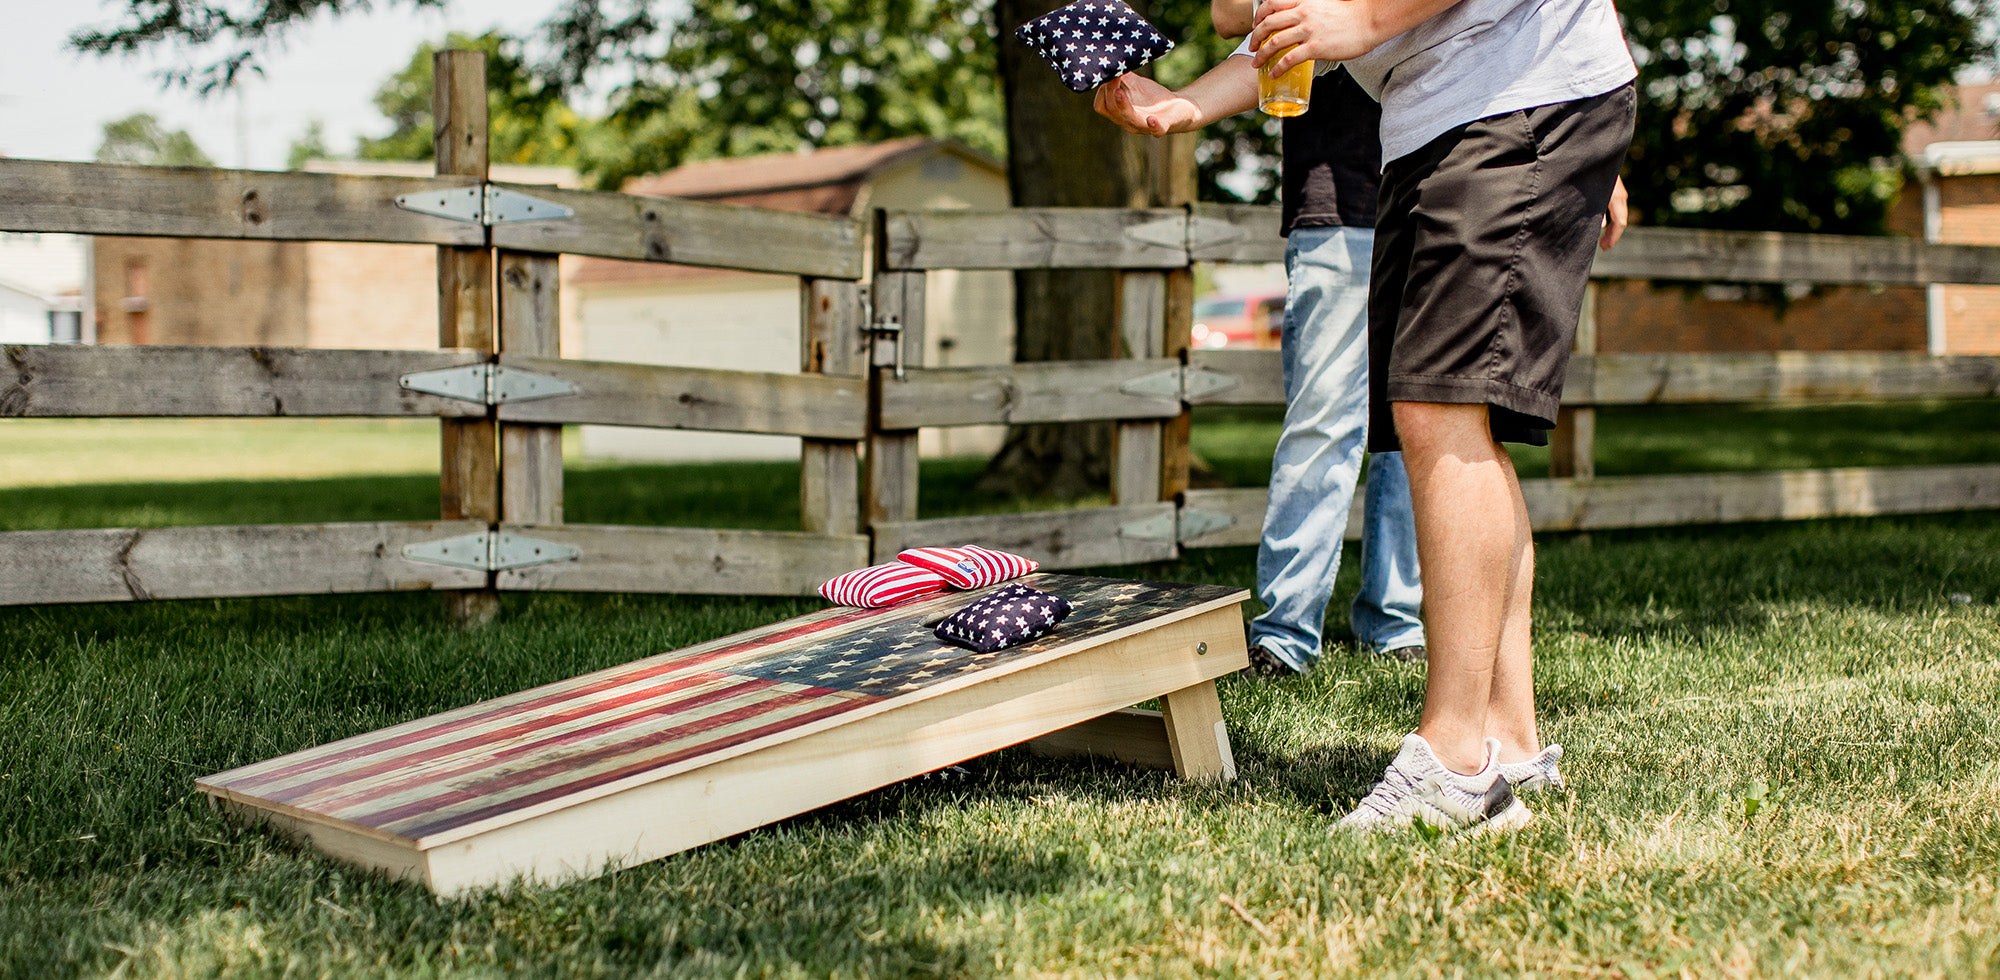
[801,278,866,535]
[1150,139,1198,502]
[1550,283,1597,480]
[865,267,926,559]
[434,49,500,624]
[1114,271,1167,506]
[499,252,563,526]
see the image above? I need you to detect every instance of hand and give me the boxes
[1092,74,1204,136]
[1599,176,1628,250]
[1250,0,1382,75]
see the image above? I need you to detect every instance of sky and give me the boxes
[1,1,565,171]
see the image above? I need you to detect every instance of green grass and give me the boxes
[3,405,1999,977]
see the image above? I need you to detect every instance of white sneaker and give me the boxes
[1495,744,1565,793]
[1336,734,1534,836]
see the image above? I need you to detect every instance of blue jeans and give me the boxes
[1248,226,1425,670]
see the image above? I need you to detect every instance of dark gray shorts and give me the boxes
[1367,83,1636,452]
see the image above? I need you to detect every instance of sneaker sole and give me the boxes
[1461,798,1535,837]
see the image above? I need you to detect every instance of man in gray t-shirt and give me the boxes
[1249,0,1635,835]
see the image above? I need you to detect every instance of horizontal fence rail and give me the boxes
[1185,350,2000,407]
[0,345,490,418]
[0,159,865,280]
[886,207,2000,287]
[0,522,489,605]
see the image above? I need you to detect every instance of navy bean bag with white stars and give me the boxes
[933,584,1075,653]
[1014,0,1175,93]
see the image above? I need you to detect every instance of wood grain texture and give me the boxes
[0,522,489,605]
[880,208,1189,270]
[1565,352,2000,405]
[800,279,867,535]
[492,524,870,596]
[494,355,868,439]
[499,253,564,525]
[488,184,864,280]
[0,344,487,418]
[0,158,483,245]
[876,359,1183,428]
[865,269,926,537]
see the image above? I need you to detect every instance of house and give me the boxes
[570,138,1014,462]
[0,231,86,345]
[1899,81,2000,354]
[90,161,581,352]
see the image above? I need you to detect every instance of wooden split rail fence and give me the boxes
[5,53,2000,609]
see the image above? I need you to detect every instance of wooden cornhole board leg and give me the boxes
[1026,677,1239,782]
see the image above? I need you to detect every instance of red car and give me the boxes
[1191,293,1286,349]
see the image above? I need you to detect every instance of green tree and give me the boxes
[1620,0,1997,234]
[94,112,215,166]
[285,118,331,169]
[356,31,603,166]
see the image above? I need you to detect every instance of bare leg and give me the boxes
[1392,401,1539,774]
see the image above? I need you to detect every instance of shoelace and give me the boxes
[1351,759,1426,819]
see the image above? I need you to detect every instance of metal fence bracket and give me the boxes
[400,364,577,404]
[1182,366,1240,401]
[1120,367,1182,401]
[1122,215,1188,252]
[1177,509,1236,540]
[395,185,575,225]
[1119,512,1179,542]
[404,531,579,571]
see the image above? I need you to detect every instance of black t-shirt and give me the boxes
[1280,67,1383,235]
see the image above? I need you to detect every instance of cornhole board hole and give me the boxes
[197,574,1250,895]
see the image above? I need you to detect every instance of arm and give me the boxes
[1599,176,1628,250]
[1213,0,1253,38]
[1250,0,1467,74]
[1093,56,1260,136]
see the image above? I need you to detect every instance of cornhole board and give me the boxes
[197,574,1250,895]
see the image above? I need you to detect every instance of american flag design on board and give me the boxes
[895,544,1039,590]
[818,560,950,607]
[200,575,1240,845]
[1015,0,1175,93]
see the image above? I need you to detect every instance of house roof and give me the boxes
[575,138,1002,288]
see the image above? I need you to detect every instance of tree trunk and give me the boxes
[984,0,1192,500]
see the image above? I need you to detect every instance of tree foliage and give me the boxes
[95,112,216,166]
[354,31,606,167]
[1620,0,1998,234]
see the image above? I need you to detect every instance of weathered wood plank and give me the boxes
[1187,203,1284,263]
[871,503,1180,569]
[866,269,926,541]
[1115,272,1167,506]
[487,184,864,280]
[800,279,867,535]
[1549,283,1598,479]
[1181,465,2000,548]
[1591,227,2000,286]
[492,524,869,596]
[880,209,1189,270]
[435,50,500,624]
[1521,464,2000,530]
[0,522,489,606]
[498,252,564,524]
[0,158,484,245]
[876,359,1183,428]
[494,354,868,439]
[1564,352,2000,405]
[1184,349,1282,405]
[0,344,487,417]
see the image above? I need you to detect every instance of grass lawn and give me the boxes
[2,403,1998,977]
